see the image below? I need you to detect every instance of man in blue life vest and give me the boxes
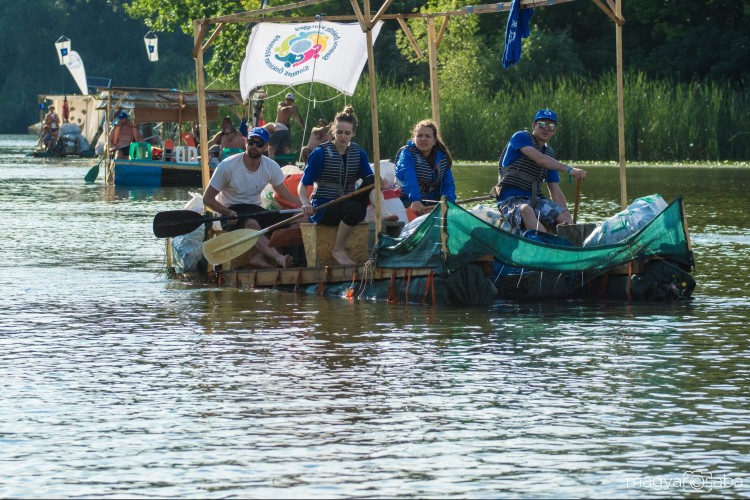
[491,109,587,233]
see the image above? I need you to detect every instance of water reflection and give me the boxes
[1,135,750,497]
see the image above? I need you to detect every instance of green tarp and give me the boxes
[377,198,693,274]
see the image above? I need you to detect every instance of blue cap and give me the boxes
[534,109,556,123]
[248,126,269,142]
[117,111,128,120]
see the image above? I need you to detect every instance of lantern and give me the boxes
[144,31,159,62]
[55,35,71,65]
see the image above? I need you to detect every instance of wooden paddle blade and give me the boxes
[201,228,262,265]
[152,210,205,238]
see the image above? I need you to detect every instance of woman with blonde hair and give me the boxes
[395,119,456,215]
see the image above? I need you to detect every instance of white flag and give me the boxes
[240,21,382,99]
[66,50,89,95]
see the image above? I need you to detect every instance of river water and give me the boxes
[1,134,748,498]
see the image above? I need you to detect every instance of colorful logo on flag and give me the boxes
[273,31,331,68]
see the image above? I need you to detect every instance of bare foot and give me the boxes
[331,249,355,266]
[275,254,293,268]
[248,253,273,269]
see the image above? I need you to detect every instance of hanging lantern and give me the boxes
[144,31,159,62]
[54,35,71,65]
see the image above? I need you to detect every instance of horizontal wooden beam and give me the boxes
[200,0,577,25]
[210,0,332,24]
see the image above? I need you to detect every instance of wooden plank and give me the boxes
[202,22,226,52]
[371,0,394,25]
[192,20,209,59]
[591,0,624,25]
[396,17,424,59]
[210,0,333,24]
[226,265,436,288]
[205,0,577,24]
[436,16,450,48]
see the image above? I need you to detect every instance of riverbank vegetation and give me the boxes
[3,0,748,162]
[260,73,750,162]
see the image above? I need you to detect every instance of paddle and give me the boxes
[84,155,105,183]
[423,194,494,205]
[202,184,375,266]
[153,208,301,238]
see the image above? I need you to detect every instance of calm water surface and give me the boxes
[1,135,749,498]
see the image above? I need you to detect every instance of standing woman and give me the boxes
[298,105,383,266]
[395,119,456,215]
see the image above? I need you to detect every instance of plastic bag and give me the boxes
[171,226,204,273]
[583,194,668,246]
[469,205,504,228]
[183,192,204,213]
[380,160,397,189]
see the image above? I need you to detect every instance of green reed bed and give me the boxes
[259,72,749,162]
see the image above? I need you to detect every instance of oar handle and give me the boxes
[424,194,494,205]
[258,183,375,236]
[208,184,375,255]
[573,178,582,224]
[205,208,300,225]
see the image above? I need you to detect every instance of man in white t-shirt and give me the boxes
[203,127,301,268]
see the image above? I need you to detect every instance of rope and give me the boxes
[296,16,325,163]
[357,259,376,299]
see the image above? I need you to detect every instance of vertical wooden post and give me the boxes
[105,93,112,183]
[178,93,184,144]
[616,0,627,208]
[361,0,382,247]
[427,18,440,130]
[440,195,448,257]
[194,19,211,192]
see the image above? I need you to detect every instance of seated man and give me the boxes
[208,116,247,154]
[109,112,142,159]
[38,125,54,151]
[492,109,587,233]
[203,127,302,268]
[268,93,303,158]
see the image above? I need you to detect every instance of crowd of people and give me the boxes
[39,94,584,267]
[201,101,587,269]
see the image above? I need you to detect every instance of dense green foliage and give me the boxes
[2,1,748,160]
[281,72,750,162]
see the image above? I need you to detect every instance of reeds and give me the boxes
[262,71,750,162]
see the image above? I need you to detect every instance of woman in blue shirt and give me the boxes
[395,120,456,216]
[298,106,375,266]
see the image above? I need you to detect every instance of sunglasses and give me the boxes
[248,138,266,147]
[536,122,557,131]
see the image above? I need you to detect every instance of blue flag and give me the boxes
[502,0,534,68]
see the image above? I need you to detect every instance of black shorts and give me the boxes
[222,203,294,231]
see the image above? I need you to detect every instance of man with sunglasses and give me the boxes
[203,127,301,268]
[491,109,587,234]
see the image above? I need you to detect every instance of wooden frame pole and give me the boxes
[427,18,440,130]
[361,0,383,246]
[615,0,626,208]
[194,19,211,191]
